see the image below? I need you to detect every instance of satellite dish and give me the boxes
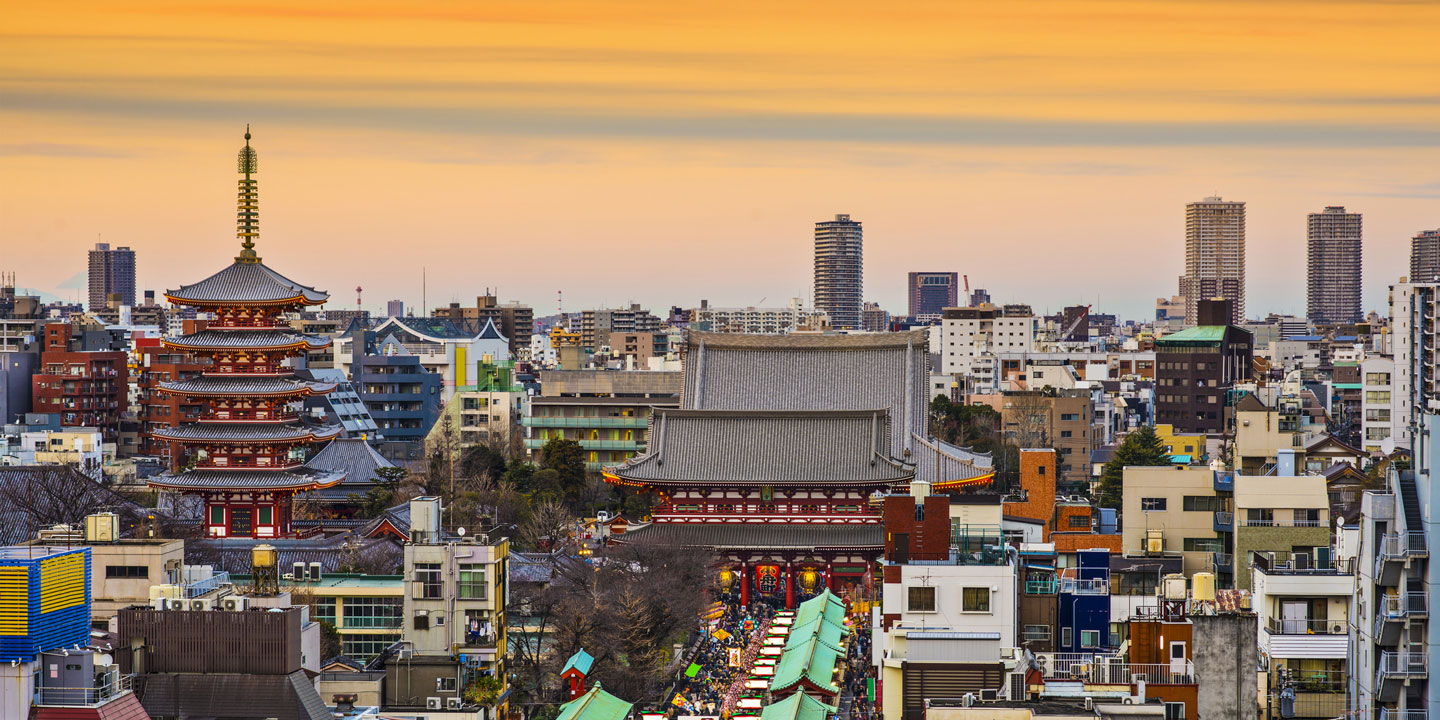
[457,527,466,536]
[96,654,113,666]
[1381,438,1396,455]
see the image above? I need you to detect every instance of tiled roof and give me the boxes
[477,317,507,340]
[511,551,563,584]
[130,669,332,720]
[608,409,911,485]
[786,616,845,653]
[769,634,841,695]
[157,376,336,397]
[616,522,882,550]
[759,689,837,720]
[152,422,342,443]
[184,534,399,575]
[555,684,633,720]
[561,648,595,677]
[683,331,929,465]
[166,261,328,305]
[163,329,329,350]
[910,434,993,486]
[0,466,152,545]
[148,467,345,490]
[307,438,394,482]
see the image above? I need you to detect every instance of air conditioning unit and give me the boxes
[1146,530,1164,554]
[150,597,169,610]
[190,599,213,611]
[281,573,294,581]
[979,689,999,702]
[293,562,308,581]
[222,596,249,612]
[447,698,464,709]
[309,562,323,582]
[165,598,188,611]
[426,697,443,710]
[398,648,413,660]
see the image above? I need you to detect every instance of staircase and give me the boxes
[1398,475,1424,534]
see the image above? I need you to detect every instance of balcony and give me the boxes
[1213,511,1234,532]
[1265,617,1345,635]
[521,416,649,428]
[1213,472,1235,492]
[1380,711,1427,720]
[523,438,643,451]
[1025,578,1058,595]
[1043,657,1195,685]
[1377,652,1427,702]
[33,673,134,707]
[1058,577,1109,595]
[1374,592,1427,646]
[1375,532,1428,586]
[1212,552,1234,573]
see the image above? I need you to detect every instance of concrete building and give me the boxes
[30,324,128,441]
[1409,229,1440,283]
[297,367,380,438]
[1232,469,1331,589]
[876,482,1018,715]
[996,391,1095,491]
[861,301,890,332]
[434,293,535,357]
[941,304,1037,388]
[442,360,526,450]
[577,305,662,353]
[1306,206,1363,325]
[134,334,206,460]
[1361,355,1395,454]
[689,298,828,334]
[524,369,681,469]
[1121,466,1224,577]
[334,316,510,404]
[346,330,445,462]
[1181,196,1246,325]
[1251,553,1350,720]
[907,272,959,322]
[814,214,864,330]
[387,299,405,317]
[396,497,509,719]
[87,241,135,311]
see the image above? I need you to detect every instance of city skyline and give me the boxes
[3,0,1439,319]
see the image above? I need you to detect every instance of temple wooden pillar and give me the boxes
[825,560,835,591]
[785,561,796,609]
[740,561,750,606]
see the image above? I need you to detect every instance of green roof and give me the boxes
[1155,326,1228,344]
[759,691,837,720]
[562,649,595,677]
[1334,383,1362,390]
[785,616,846,653]
[768,635,841,695]
[792,591,847,628]
[556,683,632,720]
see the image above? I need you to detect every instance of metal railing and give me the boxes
[33,674,133,706]
[1379,532,1428,560]
[184,571,231,598]
[1265,617,1344,635]
[521,416,649,428]
[1058,578,1108,595]
[1379,710,1427,720]
[1212,552,1234,569]
[1025,578,1058,594]
[1378,651,1428,681]
[1042,656,1196,685]
[1213,511,1234,529]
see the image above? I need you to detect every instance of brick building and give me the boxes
[31,323,128,440]
[1154,299,1253,434]
[134,332,208,460]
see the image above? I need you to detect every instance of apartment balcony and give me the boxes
[1377,652,1427,703]
[523,438,643,452]
[1375,532,1428,586]
[520,416,649,429]
[1375,592,1428,646]
[1044,656,1195,685]
[1213,472,1235,493]
[1379,710,1427,720]
[1214,511,1234,532]
[1058,577,1109,595]
[1212,552,1234,574]
[1025,578,1058,595]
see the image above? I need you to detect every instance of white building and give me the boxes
[940,305,1037,381]
[1360,355,1395,454]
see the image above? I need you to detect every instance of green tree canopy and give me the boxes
[539,437,588,505]
[1097,425,1173,509]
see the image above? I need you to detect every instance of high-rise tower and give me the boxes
[1411,229,1440,283]
[1181,196,1246,325]
[148,129,343,538]
[88,242,136,310]
[1306,206,1363,325]
[814,214,863,330]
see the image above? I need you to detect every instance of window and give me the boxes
[1060,430,1072,438]
[437,677,457,692]
[105,565,148,579]
[343,597,403,628]
[907,586,936,612]
[1141,498,1167,511]
[340,633,395,663]
[1080,630,1100,648]
[314,597,337,625]
[1061,413,1079,421]
[1293,509,1320,527]
[1182,496,1218,512]
[210,506,224,525]
[1165,702,1186,720]
[1061,628,1072,648]
[459,564,487,600]
[1038,465,1046,476]
[1068,515,1090,528]
[1246,509,1274,526]
[414,563,442,599]
[1183,537,1223,553]
[1022,625,1051,643]
[962,587,991,612]
[258,506,273,526]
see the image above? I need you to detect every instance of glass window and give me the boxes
[962,587,991,613]
[1183,537,1223,553]
[1022,625,1051,642]
[105,565,148,579]
[342,632,399,663]
[314,597,337,625]
[1141,498,1167,511]
[1182,496,1218,512]
[1068,515,1090,528]
[1081,630,1100,648]
[1062,627,1072,648]
[459,564,487,600]
[414,562,442,599]
[907,586,936,612]
[343,596,403,628]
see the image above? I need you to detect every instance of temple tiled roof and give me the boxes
[759,691,837,720]
[163,329,330,351]
[152,422,342,443]
[306,438,394,485]
[149,467,345,491]
[166,261,328,305]
[682,331,929,459]
[157,376,336,397]
[607,409,912,486]
[616,522,883,550]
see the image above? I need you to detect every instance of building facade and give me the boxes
[1410,229,1440,283]
[1306,206,1363,325]
[1154,299,1253,434]
[1182,196,1246,324]
[31,324,128,441]
[814,214,864,330]
[87,241,135,311]
[907,272,959,322]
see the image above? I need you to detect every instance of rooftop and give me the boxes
[167,260,328,306]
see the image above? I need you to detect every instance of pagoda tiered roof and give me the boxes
[616,522,883,550]
[157,376,336,397]
[152,422,342,443]
[149,467,345,491]
[162,329,329,351]
[605,408,912,487]
[165,260,328,306]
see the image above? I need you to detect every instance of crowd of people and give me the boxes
[668,599,776,716]
[841,624,876,720]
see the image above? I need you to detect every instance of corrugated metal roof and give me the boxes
[167,261,328,305]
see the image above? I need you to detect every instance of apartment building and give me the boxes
[1410,229,1440,284]
[31,323,128,441]
[995,391,1095,491]
[689,298,828,334]
[1361,355,1395,453]
[1306,206,1363,325]
[1181,196,1246,324]
[1121,466,1225,577]
[1154,299,1253,434]
[941,304,1037,389]
[814,214,864,330]
[908,272,959,321]
[524,369,681,469]
[1251,553,1350,720]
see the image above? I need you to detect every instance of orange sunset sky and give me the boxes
[2,0,1438,319]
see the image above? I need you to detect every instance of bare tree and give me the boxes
[520,498,573,552]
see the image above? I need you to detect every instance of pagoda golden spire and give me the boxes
[235,125,260,263]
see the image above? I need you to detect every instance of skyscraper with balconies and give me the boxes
[88,242,135,310]
[814,214,863,330]
[1306,206,1363,325]
[1181,196,1246,325]
[1410,229,1440,283]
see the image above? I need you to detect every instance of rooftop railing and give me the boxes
[184,571,231,598]
[32,674,133,707]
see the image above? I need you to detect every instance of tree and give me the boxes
[520,497,574,551]
[460,444,508,486]
[1097,425,1173,509]
[539,438,587,505]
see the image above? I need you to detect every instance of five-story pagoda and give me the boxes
[149,129,344,538]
